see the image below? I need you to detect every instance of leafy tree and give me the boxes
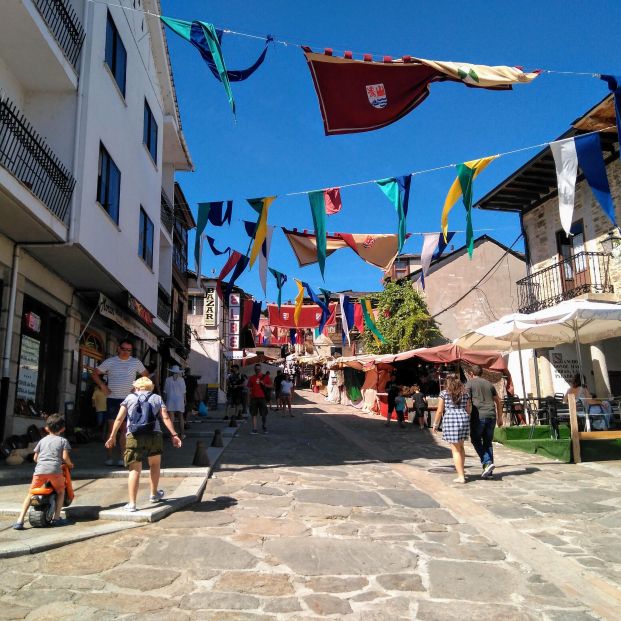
[360,281,441,354]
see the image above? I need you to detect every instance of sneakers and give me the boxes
[116,459,125,467]
[123,503,137,512]
[104,458,115,466]
[12,522,24,530]
[149,490,165,503]
[251,429,258,435]
[51,518,70,527]
[481,463,495,479]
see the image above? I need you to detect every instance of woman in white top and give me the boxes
[164,365,186,438]
[279,377,294,417]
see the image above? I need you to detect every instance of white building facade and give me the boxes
[0,0,192,438]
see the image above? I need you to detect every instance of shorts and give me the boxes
[106,397,125,422]
[124,432,163,467]
[96,411,106,426]
[30,473,65,493]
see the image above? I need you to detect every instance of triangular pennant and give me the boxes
[361,299,385,344]
[376,175,412,253]
[205,236,230,256]
[269,268,287,309]
[294,279,305,327]
[550,138,578,236]
[247,197,276,267]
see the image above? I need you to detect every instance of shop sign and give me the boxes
[228,334,240,349]
[127,293,154,327]
[17,335,40,400]
[99,294,158,350]
[231,350,244,359]
[203,286,217,327]
[229,293,240,308]
[24,312,41,333]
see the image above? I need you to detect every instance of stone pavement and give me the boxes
[0,391,619,620]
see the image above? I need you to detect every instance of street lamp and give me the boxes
[600,229,621,256]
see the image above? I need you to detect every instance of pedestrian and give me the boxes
[93,339,149,466]
[163,365,186,439]
[432,373,471,484]
[385,372,398,427]
[104,377,182,512]
[394,387,407,428]
[466,365,503,479]
[226,365,244,417]
[411,384,428,430]
[273,370,284,410]
[13,414,74,530]
[279,375,294,417]
[91,378,108,440]
[248,364,269,434]
[240,374,250,416]
[263,371,273,410]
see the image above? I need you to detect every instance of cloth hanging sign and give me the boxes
[268,303,337,329]
[303,49,540,135]
[268,268,287,309]
[318,288,332,334]
[419,231,456,289]
[353,302,365,333]
[550,138,579,236]
[339,294,355,346]
[282,228,403,271]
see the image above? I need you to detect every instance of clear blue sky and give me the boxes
[161,0,620,304]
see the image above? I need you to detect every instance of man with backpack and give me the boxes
[105,377,182,512]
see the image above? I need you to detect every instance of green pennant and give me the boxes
[456,163,476,258]
[308,191,327,278]
[361,299,386,344]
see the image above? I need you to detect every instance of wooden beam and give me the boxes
[579,431,621,440]
[568,394,581,463]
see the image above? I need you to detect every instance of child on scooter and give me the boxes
[13,414,73,530]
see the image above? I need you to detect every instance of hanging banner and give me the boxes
[203,284,217,327]
[268,303,337,329]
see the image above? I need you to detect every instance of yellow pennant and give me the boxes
[249,196,276,267]
[294,279,304,327]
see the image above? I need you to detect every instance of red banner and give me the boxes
[268,303,337,329]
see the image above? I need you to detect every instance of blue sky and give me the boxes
[161,0,620,304]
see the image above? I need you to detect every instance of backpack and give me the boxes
[128,392,158,435]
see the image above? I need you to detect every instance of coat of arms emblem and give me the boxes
[366,83,387,109]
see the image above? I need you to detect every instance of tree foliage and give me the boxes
[360,281,442,354]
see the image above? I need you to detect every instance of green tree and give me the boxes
[360,281,441,354]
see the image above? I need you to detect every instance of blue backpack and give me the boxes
[128,392,158,435]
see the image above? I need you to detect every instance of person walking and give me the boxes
[466,365,503,479]
[394,387,407,429]
[432,373,472,484]
[263,371,273,410]
[163,365,186,439]
[248,364,269,434]
[384,372,398,427]
[411,384,428,430]
[105,377,182,512]
[273,370,284,411]
[279,375,294,417]
[93,339,149,466]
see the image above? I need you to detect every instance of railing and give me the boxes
[157,287,171,324]
[0,96,75,224]
[517,252,613,313]
[33,0,85,68]
[184,323,192,350]
[160,191,174,234]
[172,241,187,274]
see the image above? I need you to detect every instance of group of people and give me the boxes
[226,365,296,434]
[385,376,429,429]
[14,340,184,528]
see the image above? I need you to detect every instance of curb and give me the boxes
[0,422,242,557]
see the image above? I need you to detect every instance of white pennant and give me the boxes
[550,138,578,236]
[259,226,274,295]
[421,233,441,277]
[339,293,351,346]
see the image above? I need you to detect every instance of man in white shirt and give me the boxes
[163,365,186,438]
[93,339,149,466]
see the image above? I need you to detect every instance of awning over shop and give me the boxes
[98,294,159,350]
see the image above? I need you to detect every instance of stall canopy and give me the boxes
[331,343,511,377]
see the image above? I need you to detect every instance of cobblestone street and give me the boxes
[1,391,620,620]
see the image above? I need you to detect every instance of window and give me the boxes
[138,207,154,268]
[188,296,204,316]
[97,143,121,223]
[143,100,158,164]
[105,11,127,96]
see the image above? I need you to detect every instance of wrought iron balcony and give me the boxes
[160,190,174,234]
[517,252,613,314]
[157,287,171,324]
[0,96,75,223]
[33,0,85,68]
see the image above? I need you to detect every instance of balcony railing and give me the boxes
[0,96,75,223]
[33,0,85,68]
[157,287,171,324]
[517,252,613,313]
[160,191,174,234]
[172,242,188,274]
